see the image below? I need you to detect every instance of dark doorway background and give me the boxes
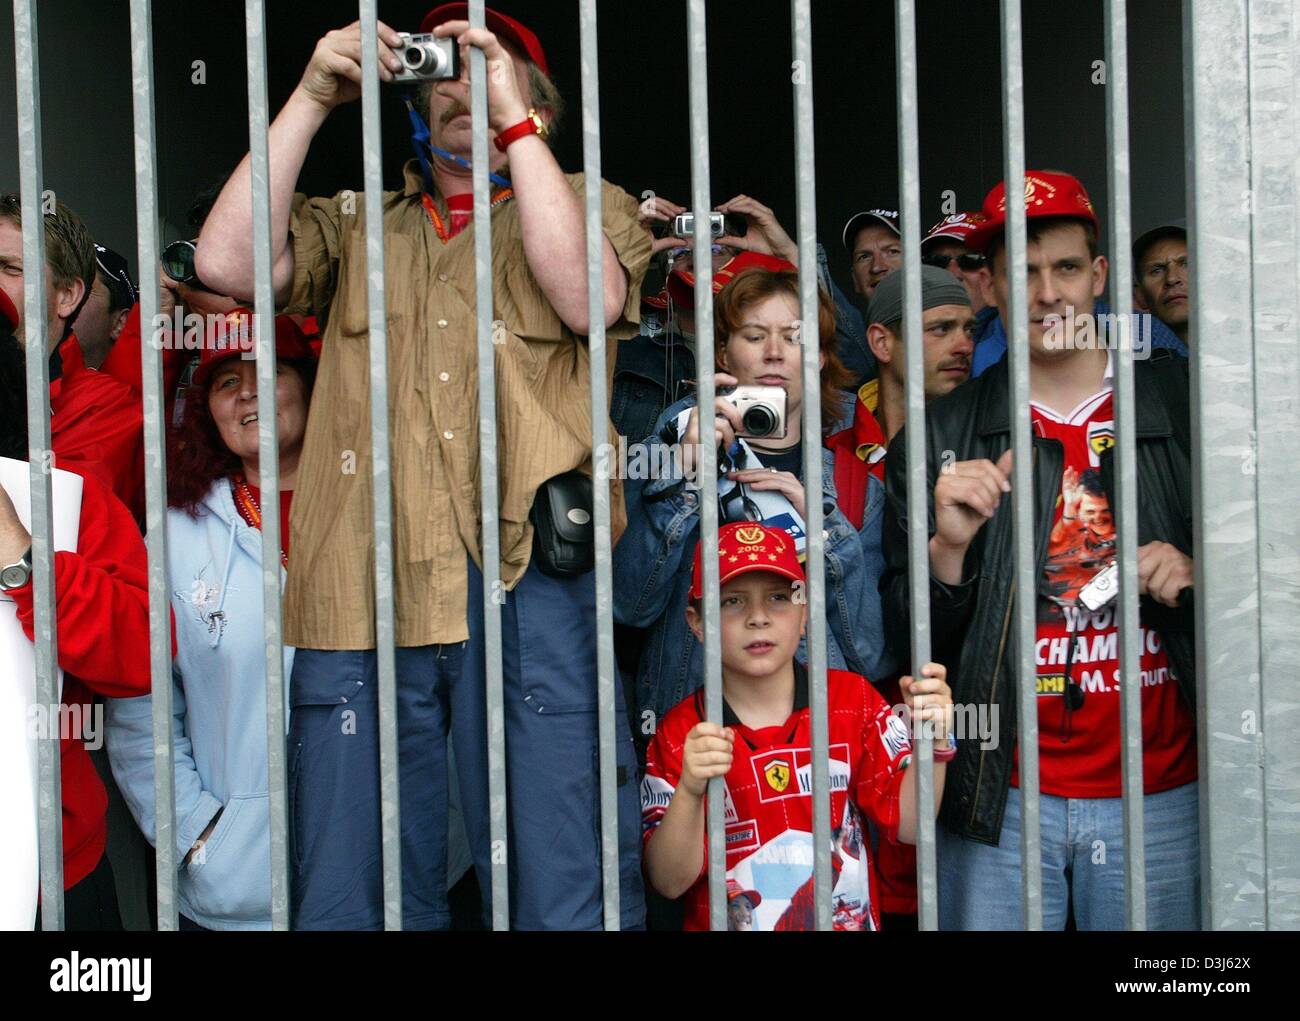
[1,0,1186,298]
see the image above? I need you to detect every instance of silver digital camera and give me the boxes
[718,385,788,440]
[392,32,461,83]
[1078,561,1119,611]
[672,211,725,239]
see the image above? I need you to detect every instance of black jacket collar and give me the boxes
[974,352,1173,440]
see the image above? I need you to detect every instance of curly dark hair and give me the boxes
[167,357,317,515]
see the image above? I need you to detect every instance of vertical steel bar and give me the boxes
[1248,0,1300,932]
[893,0,937,933]
[468,0,510,932]
[1183,0,1267,932]
[998,0,1043,931]
[1103,0,1147,932]
[126,0,177,933]
[790,0,831,933]
[685,0,725,933]
[577,0,621,930]
[359,0,403,932]
[13,0,63,930]
[242,0,290,932]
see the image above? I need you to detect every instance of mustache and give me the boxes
[439,101,470,126]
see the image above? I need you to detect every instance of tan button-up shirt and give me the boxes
[280,160,651,649]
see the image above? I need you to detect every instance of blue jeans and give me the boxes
[936,782,1200,930]
[288,558,646,931]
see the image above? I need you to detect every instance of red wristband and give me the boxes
[494,109,547,153]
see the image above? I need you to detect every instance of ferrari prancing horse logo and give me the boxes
[764,758,791,793]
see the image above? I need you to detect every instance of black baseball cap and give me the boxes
[94,244,138,310]
[1132,220,1187,268]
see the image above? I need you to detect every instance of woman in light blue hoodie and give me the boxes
[106,313,316,930]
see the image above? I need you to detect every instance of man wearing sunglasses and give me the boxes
[920,213,992,315]
[72,245,138,370]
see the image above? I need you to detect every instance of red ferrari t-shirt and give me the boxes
[642,667,911,931]
[445,193,474,238]
[1010,385,1197,797]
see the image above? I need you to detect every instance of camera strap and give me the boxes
[403,91,512,193]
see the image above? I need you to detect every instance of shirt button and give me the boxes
[439,372,450,382]
[438,273,449,282]
[437,318,449,328]
[443,430,454,440]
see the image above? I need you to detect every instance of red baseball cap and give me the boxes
[921,211,987,253]
[963,171,1100,254]
[420,4,548,76]
[726,878,762,907]
[690,521,805,601]
[662,250,795,310]
[191,309,316,391]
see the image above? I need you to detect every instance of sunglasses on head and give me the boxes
[922,252,987,272]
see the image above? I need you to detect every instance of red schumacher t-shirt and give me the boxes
[1010,383,1197,797]
[642,666,912,931]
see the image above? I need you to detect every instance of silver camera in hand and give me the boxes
[718,385,788,440]
[392,32,461,82]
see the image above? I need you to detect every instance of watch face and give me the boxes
[1,563,28,589]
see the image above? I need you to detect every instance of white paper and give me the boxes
[0,457,82,930]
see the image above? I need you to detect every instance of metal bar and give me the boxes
[789,0,831,933]
[13,0,63,930]
[1248,0,1300,932]
[998,0,1043,931]
[468,0,510,932]
[1183,0,1266,932]
[893,0,937,933]
[242,0,291,932]
[685,0,725,933]
[577,0,621,930]
[1103,0,1147,932]
[126,0,177,933]
[358,0,403,933]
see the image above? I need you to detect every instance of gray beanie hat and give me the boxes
[867,265,971,328]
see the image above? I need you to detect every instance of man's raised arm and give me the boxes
[195,21,406,304]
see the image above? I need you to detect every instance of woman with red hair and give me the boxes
[106,311,316,930]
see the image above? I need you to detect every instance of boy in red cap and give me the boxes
[881,170,1199,930]
[641,521,952,931]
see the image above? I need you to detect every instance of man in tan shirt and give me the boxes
[196,5,650,930]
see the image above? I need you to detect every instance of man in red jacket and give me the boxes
[1,280,158,929]
[0,194,146,522]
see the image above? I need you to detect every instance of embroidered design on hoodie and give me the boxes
[179,565,235,643]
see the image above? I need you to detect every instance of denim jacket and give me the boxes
[612,395,895,726]
[610,315,696,445]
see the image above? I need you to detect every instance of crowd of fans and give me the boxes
[0,4,1198,931]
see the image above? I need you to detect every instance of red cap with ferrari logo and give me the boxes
[690,521,805,601]
[963,171,1100,254]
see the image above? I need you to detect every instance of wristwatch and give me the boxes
[0,546,33,590]
[494,108,549,152]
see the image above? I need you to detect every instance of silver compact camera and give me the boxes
[1078,561,1119,612]
[718,385,788,440]
[392,32,461,82]
[672,211,725,239]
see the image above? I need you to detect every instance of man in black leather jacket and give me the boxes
[881,171,1199,930]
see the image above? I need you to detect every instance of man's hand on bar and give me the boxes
[431,21,530,132]
[929,449,1013,585]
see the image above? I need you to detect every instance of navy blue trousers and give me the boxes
[288,558,646,930]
